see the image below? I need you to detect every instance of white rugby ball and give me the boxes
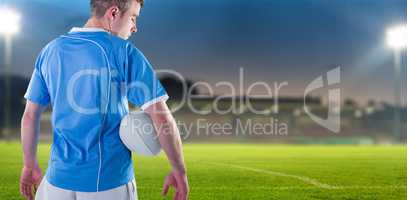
[119,111,162,156]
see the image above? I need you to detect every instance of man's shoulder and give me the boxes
[106,36,144,60]
[35,37,64,58]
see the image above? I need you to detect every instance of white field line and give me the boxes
[204,162,407,190]
[205,162,335,189]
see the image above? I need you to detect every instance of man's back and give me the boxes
[24,27,167,192]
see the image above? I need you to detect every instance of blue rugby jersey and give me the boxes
[24,27,168,192]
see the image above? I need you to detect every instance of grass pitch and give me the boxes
[0,142,406,199]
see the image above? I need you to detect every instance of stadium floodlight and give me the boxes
[386,25,407,141]
[387,25,407,50]
[0,7,21,36]
[0,7,21,136]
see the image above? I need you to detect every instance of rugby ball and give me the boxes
[119,111,162,156]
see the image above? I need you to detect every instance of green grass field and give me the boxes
[1,142,406,200]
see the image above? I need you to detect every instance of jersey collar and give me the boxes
[69,27,108,33]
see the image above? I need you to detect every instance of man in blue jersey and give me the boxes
[19,0,189,199]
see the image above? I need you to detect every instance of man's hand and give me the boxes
[162,169,189,200]
[20,165,43,200]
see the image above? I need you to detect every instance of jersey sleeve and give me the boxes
[24,50,50,106]
[125,44,168,110]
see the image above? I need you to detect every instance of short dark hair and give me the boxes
[90,0,144,18]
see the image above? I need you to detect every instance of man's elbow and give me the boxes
[21,111,37,129]
[21,101,44,128]
[145,101,174,124]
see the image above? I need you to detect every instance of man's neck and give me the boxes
[84,17,109,32]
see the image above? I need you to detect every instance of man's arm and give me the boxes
[20,100,46,200]
[144,101,189,200]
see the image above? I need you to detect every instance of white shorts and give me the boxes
[35,178,138,200]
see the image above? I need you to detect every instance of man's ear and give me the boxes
[106,6,120,20]
[112,7,118,18]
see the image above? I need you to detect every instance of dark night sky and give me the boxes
[2,0,407,105]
